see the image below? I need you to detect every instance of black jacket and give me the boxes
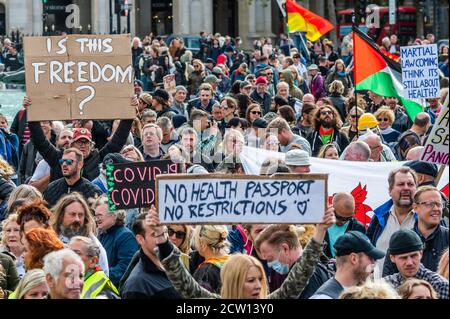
[43,177,102,207]
[10,108,28,155]
[120,250,181,299]
[310,277,344,299]
[29,120,133,182]
[323,218,366,259]
[382,222,449,276]
[250,90,272,115]
[306,129,350,157]
[18,131,56,184]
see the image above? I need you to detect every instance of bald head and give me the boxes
[302,93,315,104]
[342,141,371,161]
[332,192,355,225]
[406,146,425,161]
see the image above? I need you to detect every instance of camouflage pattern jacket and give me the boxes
[158,238,323,299]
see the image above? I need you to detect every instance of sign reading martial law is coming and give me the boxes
[156,174,328,224]
[400,44,440,99]
[420,95,449,165]
[24,34,135,121]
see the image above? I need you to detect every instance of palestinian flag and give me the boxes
[285,0,333,42]
[353,26,422,121]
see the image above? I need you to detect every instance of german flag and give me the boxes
[285,0,333,42]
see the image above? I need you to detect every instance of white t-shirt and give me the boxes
[30,160,51,182]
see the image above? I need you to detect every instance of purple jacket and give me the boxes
[310,74,326,101]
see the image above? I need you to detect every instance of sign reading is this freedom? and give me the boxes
[106,160,179,211]
[24,34,135,121]
[156,174,328,224]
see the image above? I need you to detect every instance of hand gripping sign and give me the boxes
[24,34,135,121]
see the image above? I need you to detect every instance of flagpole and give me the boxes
[352,12,359,138]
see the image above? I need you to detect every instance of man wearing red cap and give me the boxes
[25,96,137,183]
[250,76,272,114]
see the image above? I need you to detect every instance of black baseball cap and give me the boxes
[334,231,385,260]
[403,160,438,178]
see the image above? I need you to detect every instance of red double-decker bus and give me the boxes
[337,6,417,45]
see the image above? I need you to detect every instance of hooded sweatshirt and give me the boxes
[280,69,304,100]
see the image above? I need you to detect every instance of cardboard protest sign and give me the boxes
[420,95,449,165]
[106,160,179,211]
[400,44,440,99]
[156,174,328,224]
[163,74,176,95]
[24,34,135,121]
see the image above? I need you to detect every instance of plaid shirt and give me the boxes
[384,264,449,299]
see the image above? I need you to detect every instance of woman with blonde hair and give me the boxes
[0,157,15,218]
[8,268,49,299]
[317,143,339,160]
[397,278,438,299]
[188,59,206,96]
[438,248,449,280]
[189,224,230,293]
[325,59,353,96]
[374,106,400,154]
[1,214,25,278]
[339,280,400,299]
[166,224,193,269]
[328,80,347,121]
[6,184,42,217]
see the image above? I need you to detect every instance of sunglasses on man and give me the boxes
[59,159,77,166]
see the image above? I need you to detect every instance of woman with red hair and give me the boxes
[23,228,64,270]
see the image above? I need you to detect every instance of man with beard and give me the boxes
[310,231,385,299]
[383,229,449,299]
[29,128,73,192]
[43,148,102,207]
[51,192,109,275]
[367,166,418,278]
[306,104,349,157]
[179,127,214,171]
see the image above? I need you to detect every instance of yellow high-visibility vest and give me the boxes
[81,270,119,299]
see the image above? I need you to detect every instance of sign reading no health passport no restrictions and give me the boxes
[156,174,328,224]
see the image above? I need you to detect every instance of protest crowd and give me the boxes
[0,6,449,301]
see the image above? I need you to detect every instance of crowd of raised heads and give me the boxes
[0,29,448,300]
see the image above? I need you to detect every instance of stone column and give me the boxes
[8,0,32,34]
[91,0,109,34]
[240,0,274,50]
[201,0,213,33]
[173,0,190,34]
[32,0,43,35]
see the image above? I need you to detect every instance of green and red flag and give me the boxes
[285,0,333,42]
[353,26,422,121]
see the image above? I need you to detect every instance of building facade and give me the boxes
[0,0,448,49]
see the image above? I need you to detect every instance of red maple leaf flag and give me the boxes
[351,183,373,227]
